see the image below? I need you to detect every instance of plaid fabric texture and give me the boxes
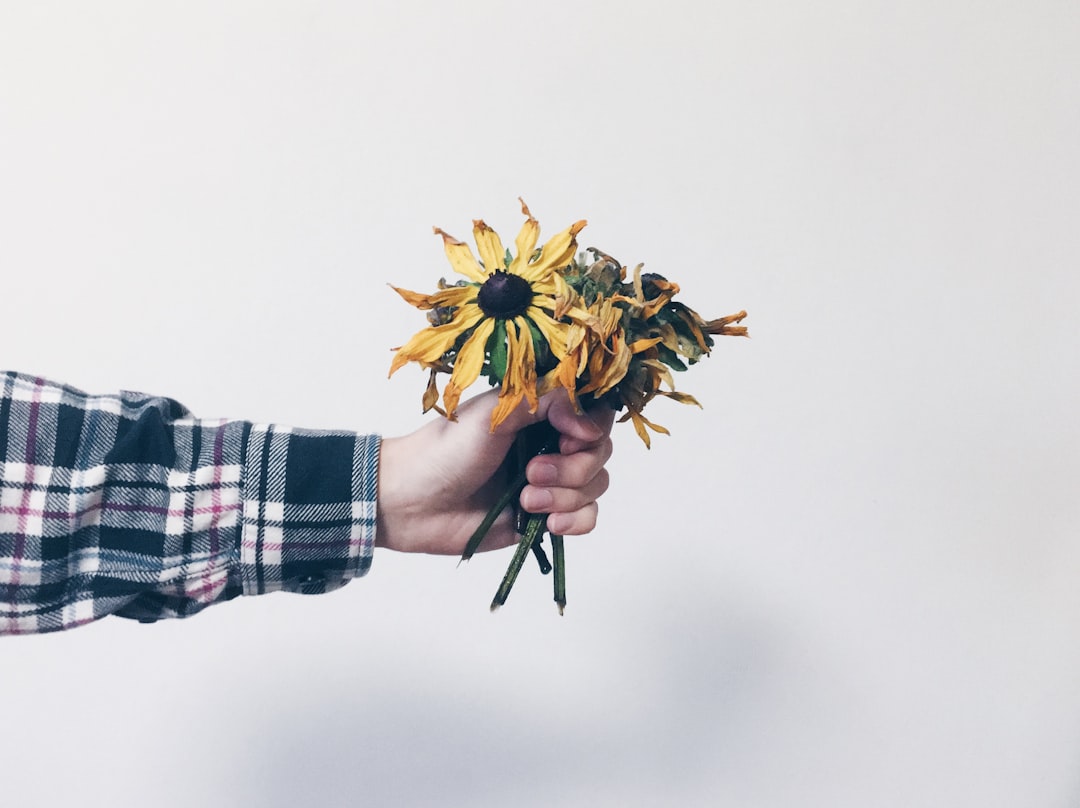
[0,372,379,634]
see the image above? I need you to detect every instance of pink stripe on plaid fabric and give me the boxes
[183,568,230,601]
[241,537,282,552]
[1,501,242,520]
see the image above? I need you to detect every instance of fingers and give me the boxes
[546,394,615,448]
[490,386,613,444]
[519,434,613,535]
[546,502,599,536]
[527,435,613,489]
[450,388,617,538]
[520,466,610,515]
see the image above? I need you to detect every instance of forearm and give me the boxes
[0,372,379,634]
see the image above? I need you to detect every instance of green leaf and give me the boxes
[651,302,711,361]
[581,278,599,306]
[656,343,688,372]
[488,319,508,381]
[504,248,513,269]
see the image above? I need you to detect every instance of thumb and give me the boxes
[449,387,564,445]
[469,387,605,446]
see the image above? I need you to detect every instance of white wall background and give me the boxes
[2,1,1078,806]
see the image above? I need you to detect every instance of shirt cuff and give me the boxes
[239,425,380,597]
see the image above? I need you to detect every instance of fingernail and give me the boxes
[531,462,558,485]
[582,413,604,438]
[525,488,553,511]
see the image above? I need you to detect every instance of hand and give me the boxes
[376,388,614,555]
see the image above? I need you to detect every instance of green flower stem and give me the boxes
[530,538,552,574]
[490,512,546,611]
[462,423,561,566]
[551,533,566,615]
[459,465,529,564]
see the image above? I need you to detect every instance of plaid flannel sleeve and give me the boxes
[0,372,380,635]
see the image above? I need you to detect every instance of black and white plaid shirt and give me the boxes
[0,372,380,634]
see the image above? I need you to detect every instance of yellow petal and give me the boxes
[434,227,487,283]
[641,358,675,391]
[661,390,703,408]
[489,390,525,433]
[598,299,621,337]
[388,304,484,376]
[510,317,539,413]
[628,337,663,354]
[514,219,586,282]
[622,408,652,449]
[536,367,559,398]
[565,321,586,352]
[531,293,557,312]
[529,274,558,296]
[513,199,541,269]
[389,285,436,309]
[526,306,568,360]
[561,302,600,329]
[641,412,670,435]
[488,319,539,432]
[442,316,496,418]
[521,265,583,320]
[432,285,478,307]
[619,405,669,448]
[422,368,442,413]
[641,292,677,320]
[537,353,582,412]
[558,352,583,406]
[631,263,645,303]
[702,310,749,337]
[472,220,507,273]
[702,310,748,329]
[575,337,590,375]
[389,283,476,310]
[590,334,632,396]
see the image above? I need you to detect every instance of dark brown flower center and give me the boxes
[477,271,532,319]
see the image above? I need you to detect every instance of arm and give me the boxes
[0,373,612,634]
[0,371,377,634]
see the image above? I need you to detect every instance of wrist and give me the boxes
[375,435,414,552]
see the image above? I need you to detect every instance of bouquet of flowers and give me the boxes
[390,200,747,612]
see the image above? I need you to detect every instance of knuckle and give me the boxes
[594,468,611,496]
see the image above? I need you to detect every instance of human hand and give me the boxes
[376,388,614,555]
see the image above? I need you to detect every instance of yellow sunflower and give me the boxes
[389,200,588,430]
